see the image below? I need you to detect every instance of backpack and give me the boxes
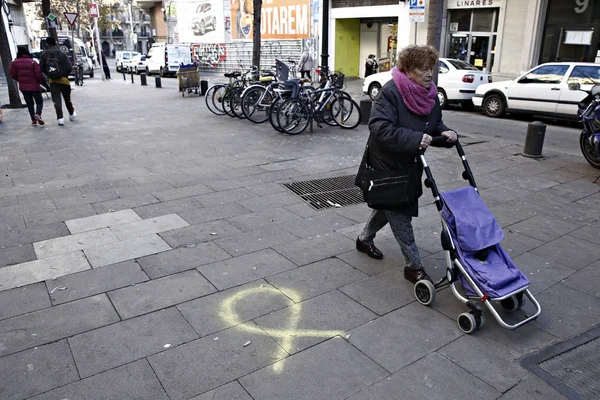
[45,52,63,79]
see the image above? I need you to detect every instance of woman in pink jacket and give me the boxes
[9,47,46,126]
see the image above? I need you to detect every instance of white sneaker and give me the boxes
[69,112,77,121]
[58,118,65,126]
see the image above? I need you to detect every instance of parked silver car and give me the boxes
[191,2,216,36]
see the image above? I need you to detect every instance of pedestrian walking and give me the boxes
[9,47,46,126]
[298,50,314,80]
[99,51,111,79]
[39,37,76,126]
[355,45,457,284]
[364,54,378,77]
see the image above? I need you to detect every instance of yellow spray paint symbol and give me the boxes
[220,285,344,372]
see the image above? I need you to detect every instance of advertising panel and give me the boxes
[178,0,227,43]
[230,0,310,40]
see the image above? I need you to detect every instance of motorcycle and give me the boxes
[569,82,600,169]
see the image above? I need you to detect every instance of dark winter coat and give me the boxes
[358,80,452,216]
[9,56,45,92]
[39,47,73,80]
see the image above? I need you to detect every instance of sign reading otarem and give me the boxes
[230,0,310,40]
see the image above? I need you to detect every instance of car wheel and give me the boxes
[437,88,448,109]
[116,65,121,73]
[368,82,381,101]
[482,94,505,118]
[199,20,206,35]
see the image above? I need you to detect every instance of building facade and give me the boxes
[1,0,34,58]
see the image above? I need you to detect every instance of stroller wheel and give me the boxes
[457,312,476,334]
[500,296,521,313]
[474,312,485,329]
[414,280,436,306]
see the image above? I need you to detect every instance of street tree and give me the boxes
[252,0,262,74]
[42,0,57,39]
[0,3,23,108]
[426,0,443,84]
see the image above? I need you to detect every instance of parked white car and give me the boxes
[146,43,192,77]
[363,58,492,109]
[115,51,139,73]
[131,54,147,74]
[472,62,598,119]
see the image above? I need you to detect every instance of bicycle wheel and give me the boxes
[205,84,226,116]
[277,98,310,135]
[222,86,237,117]
[229,87,246,119]
[268,97,285,133]
[330,96,362,129]
[242,86,274,123]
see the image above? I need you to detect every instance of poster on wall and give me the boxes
[230,0,310,40]
[177,0,227,43]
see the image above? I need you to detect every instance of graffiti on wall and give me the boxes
[192,43,228,67]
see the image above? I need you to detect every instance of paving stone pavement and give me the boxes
[0,72,599,400]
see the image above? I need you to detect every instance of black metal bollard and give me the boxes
[122,69,126,81]
[200,80,208,96]
[360,99,372,124]
[130,70,134,83]
[523,121,546,158]
[140,73,147,86]
[155,76,162,88]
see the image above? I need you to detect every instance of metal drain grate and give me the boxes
[522,326,600,400]
[283,175,363,210]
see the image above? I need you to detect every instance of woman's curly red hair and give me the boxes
[396,45,440,73]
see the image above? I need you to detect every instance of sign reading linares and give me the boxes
[448,0,498,8]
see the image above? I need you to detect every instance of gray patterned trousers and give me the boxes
[359,209,422,270]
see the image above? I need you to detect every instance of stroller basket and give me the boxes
[412,138,541,333]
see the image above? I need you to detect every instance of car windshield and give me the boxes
[446,59,479,71]
[567,66,600,85]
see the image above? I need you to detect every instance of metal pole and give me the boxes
[94,17,105,81]
[414,22,417,45]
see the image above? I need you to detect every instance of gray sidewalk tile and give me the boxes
[92,193,160,214]
[507,215,582,243]
[0,251,91,292]
[562,260,600,298]
[347,352,501,400]
[226,207,303,232]
[34,228,120,259]
[240,337,388,400]
[512,252,577,294]
[69,307,198,377]
[214,225,299,256]
[159,220,243,248]
[108,269,216,319]
[29,359,170,400]
[177,280,293,338]
[0,221,70,249]
[501,230,544,258]
[245,181,289,196]
[78,178,138,194]
[53,189,119,209]
[24,204,96,228]
[340,267,416,315]
[194,187,258,207]
[132,197,204,219]
[46,261,149,305]
[148,321,288,400]
[108,213,189,240]
[532,283,600,338]
[254,290,376,354]
[0,199,56,217]
[284,202,321,218]
[113,180,175,198]
[138,242,231,279]
[206,176,262,191]
[278,212,357,239]
[198,249,297,290]
[0,243,36,267]
[236,191,303,212]
[266,258,368,302]
[0,214,25,231]
[497,373,568,400]
[84,234,172,268]
[569,220,600,244]
[335,237,404,276]
[0,294,119,356]
[66,208,141,234]
[190,381,253,400]
[0,340,79,400]
[179,202,252,224]
[273,232,357,266]
[151,183,214,202]
[530,234,600,270]
[347,302,462,373]
[0,282,50,321]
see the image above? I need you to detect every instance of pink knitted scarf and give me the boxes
[391,67,437,115]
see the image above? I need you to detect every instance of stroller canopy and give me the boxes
[441,187,504,251]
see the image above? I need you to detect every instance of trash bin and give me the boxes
[140,73,147,86]
[523,121,546,158]
[155,76,162,88]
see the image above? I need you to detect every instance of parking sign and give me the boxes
[409,0,425,22]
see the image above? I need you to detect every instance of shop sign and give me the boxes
[447,0,501,9]
[231,0,310,40]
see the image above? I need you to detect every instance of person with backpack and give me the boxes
[39,37,76,126]
[9,47,46,126]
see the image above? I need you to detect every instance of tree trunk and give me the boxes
[0,6,23,108]
[426,0,444,84]
[42,0,57,40]
[252,0,262,73]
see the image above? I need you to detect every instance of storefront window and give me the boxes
[446,8,498,71]
[471,9,496,32]
[449,10,471,31]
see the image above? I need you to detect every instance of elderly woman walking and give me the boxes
[355,45,457,284]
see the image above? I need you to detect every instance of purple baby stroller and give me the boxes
[413,138,541,334]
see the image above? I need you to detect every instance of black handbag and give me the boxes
[355,145,421,210]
